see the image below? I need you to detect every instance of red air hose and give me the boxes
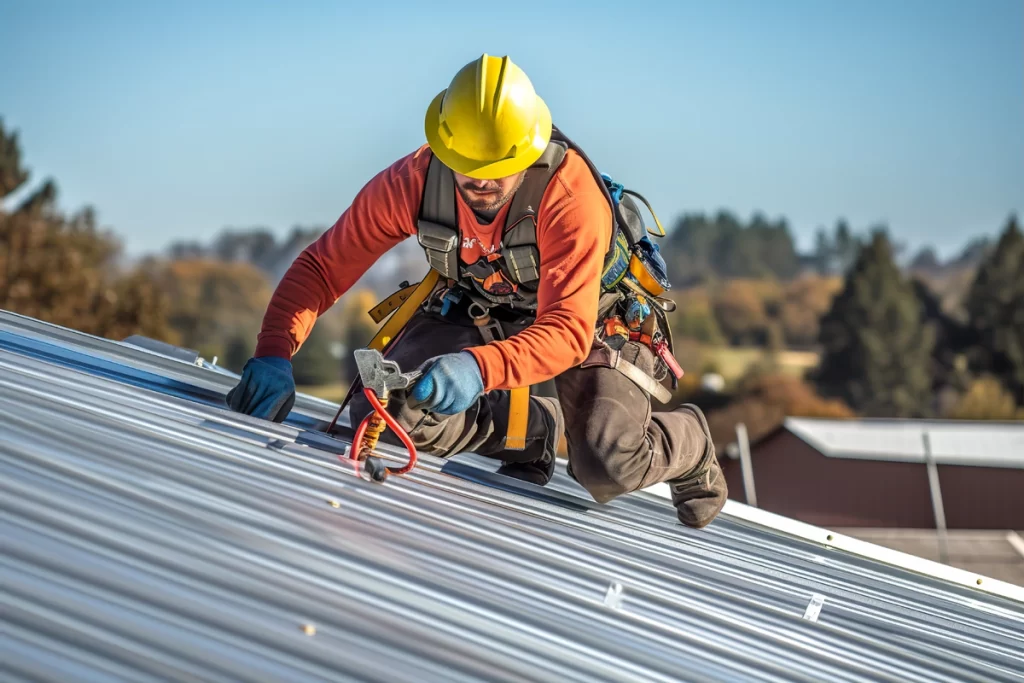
[345,387,418,478]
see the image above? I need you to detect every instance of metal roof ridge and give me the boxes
[643,484,1024,605]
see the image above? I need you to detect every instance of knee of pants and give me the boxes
[565,397,650,505]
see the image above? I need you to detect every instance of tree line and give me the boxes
[662,210,990,284]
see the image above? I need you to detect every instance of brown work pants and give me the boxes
[347,310,715,507]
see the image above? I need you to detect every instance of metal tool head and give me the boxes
[353,348,420,397]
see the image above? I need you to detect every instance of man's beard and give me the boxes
[457,173,526,215]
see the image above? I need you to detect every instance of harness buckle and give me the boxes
[468,301,506,344]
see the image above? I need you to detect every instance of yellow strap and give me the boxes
[365,269,530,451]
[368,282,420,324]
[367,270,441,352]
[505,386,530,451]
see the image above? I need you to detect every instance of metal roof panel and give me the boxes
[2,310,1023,682]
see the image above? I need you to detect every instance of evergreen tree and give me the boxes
[664,210,800,282]
[964,215,1024,404]
[911,278,971,395]
[0,118,30,199]
[909,247,940,272]
[813,231,936,417]
[813,227,832,275]
[833,219,861,275]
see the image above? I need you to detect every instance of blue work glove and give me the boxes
[408,352,484,415]
[225,356,296,422]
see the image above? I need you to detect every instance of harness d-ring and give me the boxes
[467,301,489,321]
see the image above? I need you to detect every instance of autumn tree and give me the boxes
[0,118,171,342]
[705,372,854,450]
[779,275,843,348]
[946,376,1024,420]
[153,258,274,370]
[712,279,776,346]
[667,287,725,345]
[964,215,1024,405]
[336,290,381,383]
[813,231,936,417]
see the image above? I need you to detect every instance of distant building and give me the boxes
[720,418,1024,530]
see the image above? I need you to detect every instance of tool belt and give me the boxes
[580,342,673,404]
[589,289,681,401]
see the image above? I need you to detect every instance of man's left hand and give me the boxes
[408,352,484,415]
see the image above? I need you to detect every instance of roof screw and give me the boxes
[603,581,624,609]
[302,624,317,636]
[327,499,340,508]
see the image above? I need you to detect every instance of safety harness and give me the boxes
[342,126,681,451]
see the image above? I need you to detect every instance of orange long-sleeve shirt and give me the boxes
[254,144,612,392]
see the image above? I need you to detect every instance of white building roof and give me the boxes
[783,417,1024,469]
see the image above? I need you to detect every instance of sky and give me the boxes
[2,0,1022,260]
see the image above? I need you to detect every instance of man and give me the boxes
[226,54,727,529]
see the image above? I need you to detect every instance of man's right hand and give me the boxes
[225,356,296,422]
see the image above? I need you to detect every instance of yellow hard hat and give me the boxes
[424,54,552,179]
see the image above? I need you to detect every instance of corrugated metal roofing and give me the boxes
[3,309,1024,682]
[783,417,1024,469]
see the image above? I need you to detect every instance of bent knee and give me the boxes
[568,443,649,505]
[565,397,650,503]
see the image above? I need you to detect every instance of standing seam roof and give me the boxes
[2,310,1023,682]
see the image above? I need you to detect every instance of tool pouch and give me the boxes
[596,289,680,392]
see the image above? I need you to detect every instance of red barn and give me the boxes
[720,418,1024,530]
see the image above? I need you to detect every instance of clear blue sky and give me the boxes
[2,0,1022,259]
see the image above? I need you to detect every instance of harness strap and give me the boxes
[418,154,460,279]
[506,387,530,451]
[333,270,443,432]
[582,342,673,404]
[366,270,441,352]
[468,309,530,451]
[368,282,420,324]
[502,142,567,285]
[615,353,672,403]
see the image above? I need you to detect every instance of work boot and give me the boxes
[668,404,728,529]
[495,396,563,487]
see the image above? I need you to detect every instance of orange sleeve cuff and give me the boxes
[466,345,505,393]
[253,337,295,360]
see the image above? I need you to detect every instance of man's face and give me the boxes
[454,170,526,213]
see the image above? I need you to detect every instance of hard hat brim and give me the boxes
[423,89,552,180]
